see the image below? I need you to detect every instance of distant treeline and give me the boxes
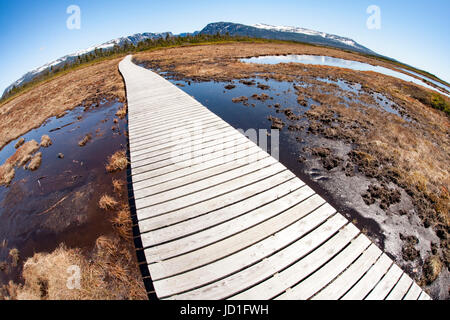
[1,33,251,103]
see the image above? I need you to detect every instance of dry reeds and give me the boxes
[78,134,92,147]
[0,140,40,186]
[14,138,25,149]
[9,248,19,267]
[111,206,133,240]
[27,152,42,171]
[115,104,127,119]
[112,179,125,194]
[0,238,147,300]
[106,150,128,173]
[98,194,118,210]
[40,135,52,147]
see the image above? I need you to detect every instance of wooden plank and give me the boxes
[138,171,298,232]
[230,223,359,300]
[129,101,204,121]
[146,192,324,278]
[134,154,273,207]
[132,144,262,191]
[365,263,403,300]
[136,162,287,220]
[132,140,258,190]
[135,156,276,209]
[133,147,264,199]
[130,121,236,154]
[130,123,230,157]
[418,291,432,300]
[276,234,371,300]
[385,272,413,300]
[129,113,222,143]
[168,206,341,300]
[140,176,302,244]
[403,282,423,300]
[311,243,382,300]
[130,128,245,168]
[158,205,338,299]
[128,102,206,124]
[129,112,221,140]
[129,109,217,136]
[131,139,255,185]
[130,124,233,160]
[341,254,392,300]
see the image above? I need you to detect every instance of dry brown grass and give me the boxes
[0,163,15,187]
[0,58,125,150]
[422,255,443,285]
[106,150,128,173]
[115,104,127,119]
[112,179,125,194]
[0,140,40,186]
[27,152,42,171]
[133,43,447,92]
[40,135,52,147]
[78,134,92,147]
[9,248,19,267]
[98,194,118,211]
[14,138,25,149]
[112,205,133,240]
[298,75,449,282]
[1,237,147,300]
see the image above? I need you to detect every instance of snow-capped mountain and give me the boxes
[253,23,360,49]
[200,22,375,55]
[2,32,171,98]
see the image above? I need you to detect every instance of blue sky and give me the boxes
[1,0,449,93]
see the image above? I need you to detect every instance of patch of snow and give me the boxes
[253,23,358,48]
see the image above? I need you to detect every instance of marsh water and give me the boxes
[159,74,400,241]
[241,55,450,96]
[0,100,127,285]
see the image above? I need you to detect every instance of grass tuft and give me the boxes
[40,135,52,147]
[106,150,128,173]
[78,134,92,147]
[27,152,42,171]
[9,248,19,267]
[115,104,127,119]
[0,238,147,300]
[111,206,133,240]
[98,194,118,211]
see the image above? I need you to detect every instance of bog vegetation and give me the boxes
[3,32,448,116]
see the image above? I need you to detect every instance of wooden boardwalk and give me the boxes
[119,55,431,300]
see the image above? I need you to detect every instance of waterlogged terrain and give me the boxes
[0,41,447,299]
[0,100,146,299]
[241,55,450,96]
[169,77,448,299]
[136,43,449,299]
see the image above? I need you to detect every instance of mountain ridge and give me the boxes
[199,22,376,55]
[2,22,376,98]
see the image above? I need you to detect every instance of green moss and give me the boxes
[430,93,450,115]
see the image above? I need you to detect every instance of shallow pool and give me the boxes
[241,55,449,96]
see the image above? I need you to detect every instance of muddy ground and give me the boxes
[134,42,449,299]
[0,41,448,299]
[0,99,146,300]
[0,58,126,151]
